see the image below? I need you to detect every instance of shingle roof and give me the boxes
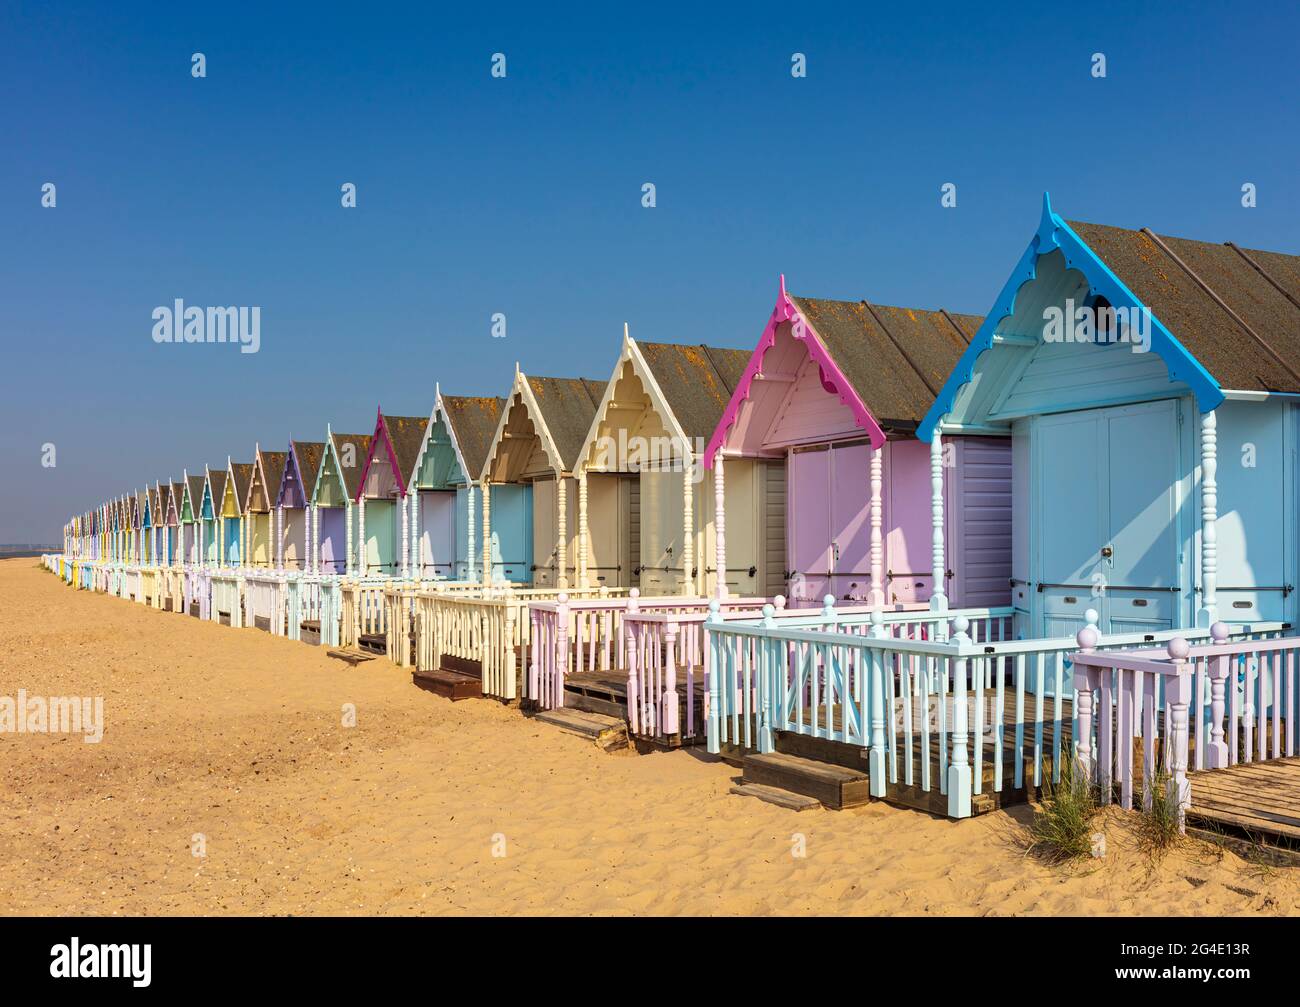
[442,396,505,480]
[290,441,325,496]
[207,468,227,511]
[186,475,205,519]
[637,342,752,441]
[1068,220,1300,393]
[258,451,289,506]
[228,463,254,512]
[525,376,605,471]
[378,415,429,488]
[328,432,372,498]
[789,296,980,431]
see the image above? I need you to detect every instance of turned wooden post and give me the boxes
[577,468,588,588]
[556,475,568,590]
[681,454,694,597]
[1166,637,1193,833]
[554,592,569,709]
[869,446,885,608]
[713,453,727,600]
[1074,622,1100,784]
[481,479,492,586]
[662,619,680,737]
[1206,622,1231,768]
[868,609,888,797]
[1199,410,1218,627]
[929,431,948,614]
[947,615,972,818]
[357,498,367,577]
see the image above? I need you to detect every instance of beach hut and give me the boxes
[421,395,501,579]
[133,491,146,565]
[921,193,1300,635]
[275,440,325,571]
[182,472,206,565]
[219,460,254,566]
[243,446,289,569]
[355,409,433,578]
[399,390,505,581]
[166,481,184,565]
[575,328,751,595]
[202,466,227,567]
[481,368,604,588]
[704,277,1011,608]
[311,428,372,575]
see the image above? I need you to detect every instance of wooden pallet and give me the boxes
[412,667,482,701]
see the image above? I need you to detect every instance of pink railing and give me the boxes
[1073,621,1297,832]
[527,590,773,712]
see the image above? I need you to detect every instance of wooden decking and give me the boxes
[561,667,706,748]
[1188,758,1300,852]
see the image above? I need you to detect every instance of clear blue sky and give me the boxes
[1,0,1296,542]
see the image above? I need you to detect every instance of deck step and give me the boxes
[535,708,629,751]
[412,667,482,701]
[742,752,871,811]
[730,783,821,812]
[358,632,386,656]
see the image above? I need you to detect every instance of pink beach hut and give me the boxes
[705,277,1012,608]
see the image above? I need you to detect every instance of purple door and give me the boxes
[787,447,831,604]
[828,443,872,602]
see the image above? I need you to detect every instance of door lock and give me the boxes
[1101,546,1113,559]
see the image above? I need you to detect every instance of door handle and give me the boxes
[1100,546,1113,559]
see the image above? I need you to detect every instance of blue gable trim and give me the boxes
[918,193,1223,442]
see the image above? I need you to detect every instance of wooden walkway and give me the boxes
[1188,758,1300,851]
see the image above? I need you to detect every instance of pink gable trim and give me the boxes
[704,276,887,467]
[354,407,407,503]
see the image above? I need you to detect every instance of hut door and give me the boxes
[1104,401,1181,633]
[532,478,557,587]
[1036,400,1182,636]
[586,473,630,588]
[640,466,684,595]
[420,491,455,579]
[884,440,933,605]
[828,442,873,602]
[1212,401,1290,624]
[787,446,831,605]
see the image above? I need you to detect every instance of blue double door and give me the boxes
[1034,398,1186,637]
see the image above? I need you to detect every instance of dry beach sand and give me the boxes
[2,557,1298,916]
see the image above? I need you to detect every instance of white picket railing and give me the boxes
[1073,622,1298,831]
[706,605,1287,818]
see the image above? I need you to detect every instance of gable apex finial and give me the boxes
[779,273,787,299]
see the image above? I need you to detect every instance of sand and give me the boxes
[2,558,1298,916]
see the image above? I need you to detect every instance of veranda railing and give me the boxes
[705,605,1286,818]
[1073,622,1298,832]
[415,585,627,701]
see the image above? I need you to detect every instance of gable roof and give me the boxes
[185,474,206,520]
[289,441,325,498]
[206,467,227,512]
[637,341,751,441]
[441,396,504,481]
[167,482,184,524]
[326,431,372,499]
[1065,221,1300,393]
[525,375,606,472]
[255,449,289,509]
[357,410,430,497]
[921,195,1300,439]
[228,463,254,513]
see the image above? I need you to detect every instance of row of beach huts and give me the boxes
[44,197,1300,837]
